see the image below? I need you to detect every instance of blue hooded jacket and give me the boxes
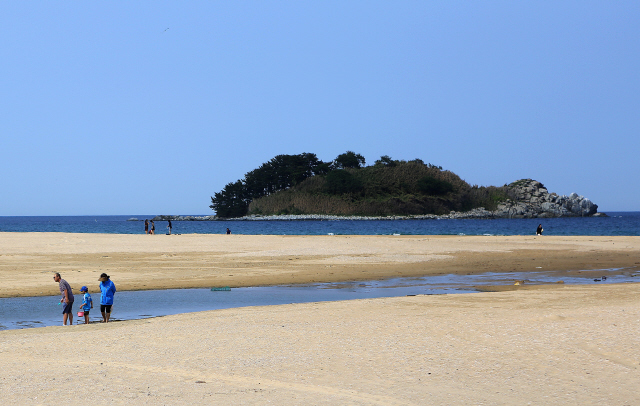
[99,279,116,305]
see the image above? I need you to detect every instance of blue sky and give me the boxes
[1,1,638,215]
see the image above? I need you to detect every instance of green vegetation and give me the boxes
[417,176,454,196]
[210,152,512,217]
[209,153,328,218]
[334,151,366,169]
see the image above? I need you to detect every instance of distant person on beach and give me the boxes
[150,220,155,235]
[144,219,149,234]
[78,286,93,324]
[167,220,172,235]
[53,272,74,325]
[98,273,116,323]
[536,224,543,235]
[226,228,231,235]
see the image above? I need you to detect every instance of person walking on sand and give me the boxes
[53,272,74,325]
[150,220,155,235]
[98,273,116,323]
[78,286,93,324]
[167,220,172,235]
[144,219,149,234]
[536,224,543,235]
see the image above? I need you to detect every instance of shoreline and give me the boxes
[3,266,638,299]
[150,211,610,221]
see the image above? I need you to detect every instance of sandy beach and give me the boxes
[1,232,639,404]
[1,232,639,298]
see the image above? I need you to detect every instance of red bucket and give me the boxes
[77,311,84,317]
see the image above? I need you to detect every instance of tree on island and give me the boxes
[210,152,331,217]
[334,151,366,169]
[210,151,510,218]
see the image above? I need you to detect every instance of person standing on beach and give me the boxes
[226,228,231,235]
[150,220,155,235]
[78,286,93,324]
[144,219,149,234]
[167,220,172,235]
[98,273,116,323]
[536,224,543,235]
[53,272,74,325]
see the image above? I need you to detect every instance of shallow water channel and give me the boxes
[1,269,637,330]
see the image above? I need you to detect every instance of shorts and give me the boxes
[62,302,74,314]
[82,309,90,315]
[101,304,113,313]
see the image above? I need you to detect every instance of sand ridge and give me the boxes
[1,233,639,298]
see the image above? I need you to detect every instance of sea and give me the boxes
[0,212,638,236]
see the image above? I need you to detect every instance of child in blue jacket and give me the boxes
[78,286,93,324]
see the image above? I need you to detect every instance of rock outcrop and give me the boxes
[492,179,599,218]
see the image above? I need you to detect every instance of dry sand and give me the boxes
[1,232,639,405]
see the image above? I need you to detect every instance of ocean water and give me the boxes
[0,212,638,235]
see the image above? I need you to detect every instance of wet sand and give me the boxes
[1,233,639,404]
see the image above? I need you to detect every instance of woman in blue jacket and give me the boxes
[98,273,117,323]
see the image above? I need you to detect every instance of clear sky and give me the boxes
[2,1,638,215]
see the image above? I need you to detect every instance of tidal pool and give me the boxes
[1,269,636,330]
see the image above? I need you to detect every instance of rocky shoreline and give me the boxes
[150,179,604,221]
[493,179,600,218]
